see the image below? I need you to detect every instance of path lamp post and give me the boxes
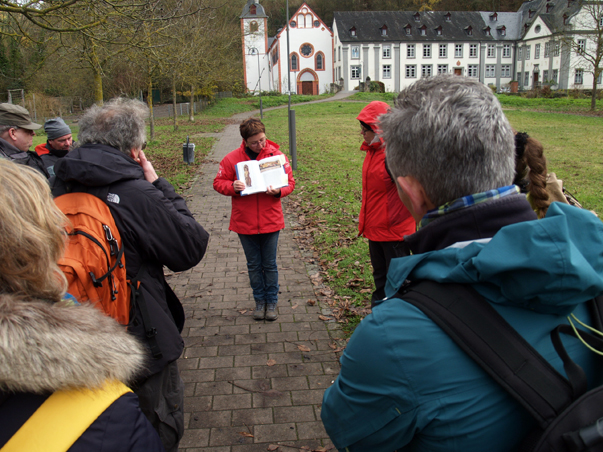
[286,0,297,170]
[249,47,263,119]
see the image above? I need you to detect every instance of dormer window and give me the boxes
[465,26,473,36]
[435,25,443,35]
[498,25,506,36]
[405,24,412,35]
[380,25,388,36]
[528,9,534,18]
[490,12,498,21]
[546,2,554,13]
[350,26,356,36]
[250,4,256,15]
[445,12,452,22]
[414,12,421,22]
[484,26,491,36]
[563,13,568,25]
[419,25,427,35]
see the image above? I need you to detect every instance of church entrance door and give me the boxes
[301,81,313,95]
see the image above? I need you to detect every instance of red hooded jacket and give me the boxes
[356,101,416,242]
[213,139,295,235]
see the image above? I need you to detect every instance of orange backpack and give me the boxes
[55,192,131,325]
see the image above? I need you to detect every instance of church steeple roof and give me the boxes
[240,0,267,19]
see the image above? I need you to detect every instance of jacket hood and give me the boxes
[356,101,390,132]
[385,202,603,316]
[0,295,146,393]
[54,143,144,187]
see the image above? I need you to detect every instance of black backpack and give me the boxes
[397,281,603,452]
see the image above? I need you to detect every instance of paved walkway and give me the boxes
[168,91,354,451]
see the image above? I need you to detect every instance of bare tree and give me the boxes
[564,0,603,111]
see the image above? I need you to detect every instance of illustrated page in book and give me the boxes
[235,155,288,196]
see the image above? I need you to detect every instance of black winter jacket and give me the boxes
[51,144,209,376]
[0,137,48,177]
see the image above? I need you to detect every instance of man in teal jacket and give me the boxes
[321,75,603,452]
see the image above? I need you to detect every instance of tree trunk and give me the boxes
[592,68,600,112]
[90,46,104,105]
[189,84,194,122]
[148,77,155,140]
[172,77,178,132]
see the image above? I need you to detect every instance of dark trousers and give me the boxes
[369,240,410,307]
[135,360,184,452]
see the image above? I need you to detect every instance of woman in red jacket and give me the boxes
[357,101,416,306]
[213,118,295,321]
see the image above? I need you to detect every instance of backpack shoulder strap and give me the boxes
[396,280,574,429]
[0,380,130,452]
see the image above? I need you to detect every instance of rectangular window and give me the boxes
[503,44,511,58]
[524,71,530,85]
[351,46,360,59]
[407,44,415,58]
[487,44,495,58]
[518,47,523,60]
[351,65,361,79]
[535,44,540,59]
[421,64,432,77]
[485,65,496,77]
[437,64,448,74]
[455,44,463,58]
[543,70,549,81]
[423,44,431,58]
[517,72,522,83]
[575,69,583,84]
[526,45,531,60]
[552,69,558,83]
[469,44,477,57]
[598,71,602,84]
[553,43,560,57]
[383,64,391,79]
[577,39,586,54]
[544,42,550,57]
[439,44,447,58]
[468,65,478,77]
[501,65,511,77]
[406,64,417,78]
[383,45,391,59]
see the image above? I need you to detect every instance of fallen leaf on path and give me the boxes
[297,345,311,352]
[319,315,333,321]
[266,359,277,366]
[291,304,298,309]
[307,299,316,306]
[267,445,280,451]
[328,343,337,350]
[238,309,248,314]
[239,432,254,438]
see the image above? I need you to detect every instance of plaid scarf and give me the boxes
[419,185,520,229]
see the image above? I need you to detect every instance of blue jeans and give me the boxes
[238,231,280,305]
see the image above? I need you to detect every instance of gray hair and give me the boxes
[0,125,15,136]
[380,75,515,207]
[77,98,148,155]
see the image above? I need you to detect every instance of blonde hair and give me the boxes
[0,159,67,301]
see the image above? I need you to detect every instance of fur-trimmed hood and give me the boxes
[0,294,147,393]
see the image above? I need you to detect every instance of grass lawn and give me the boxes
[260,100,603,334]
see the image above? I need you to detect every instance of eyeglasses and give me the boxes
[248,137,267,147]
[141,141,147,150]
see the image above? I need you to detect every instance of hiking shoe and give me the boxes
[253,302,266,320]
[265,304,278,321]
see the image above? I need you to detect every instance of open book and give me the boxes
[235,155,289,196]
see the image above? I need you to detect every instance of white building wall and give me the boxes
[243,17,270,94]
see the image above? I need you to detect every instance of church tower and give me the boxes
[241,0,269,94]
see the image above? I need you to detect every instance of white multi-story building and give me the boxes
[241,0,333,95]
[242,0,602,94]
